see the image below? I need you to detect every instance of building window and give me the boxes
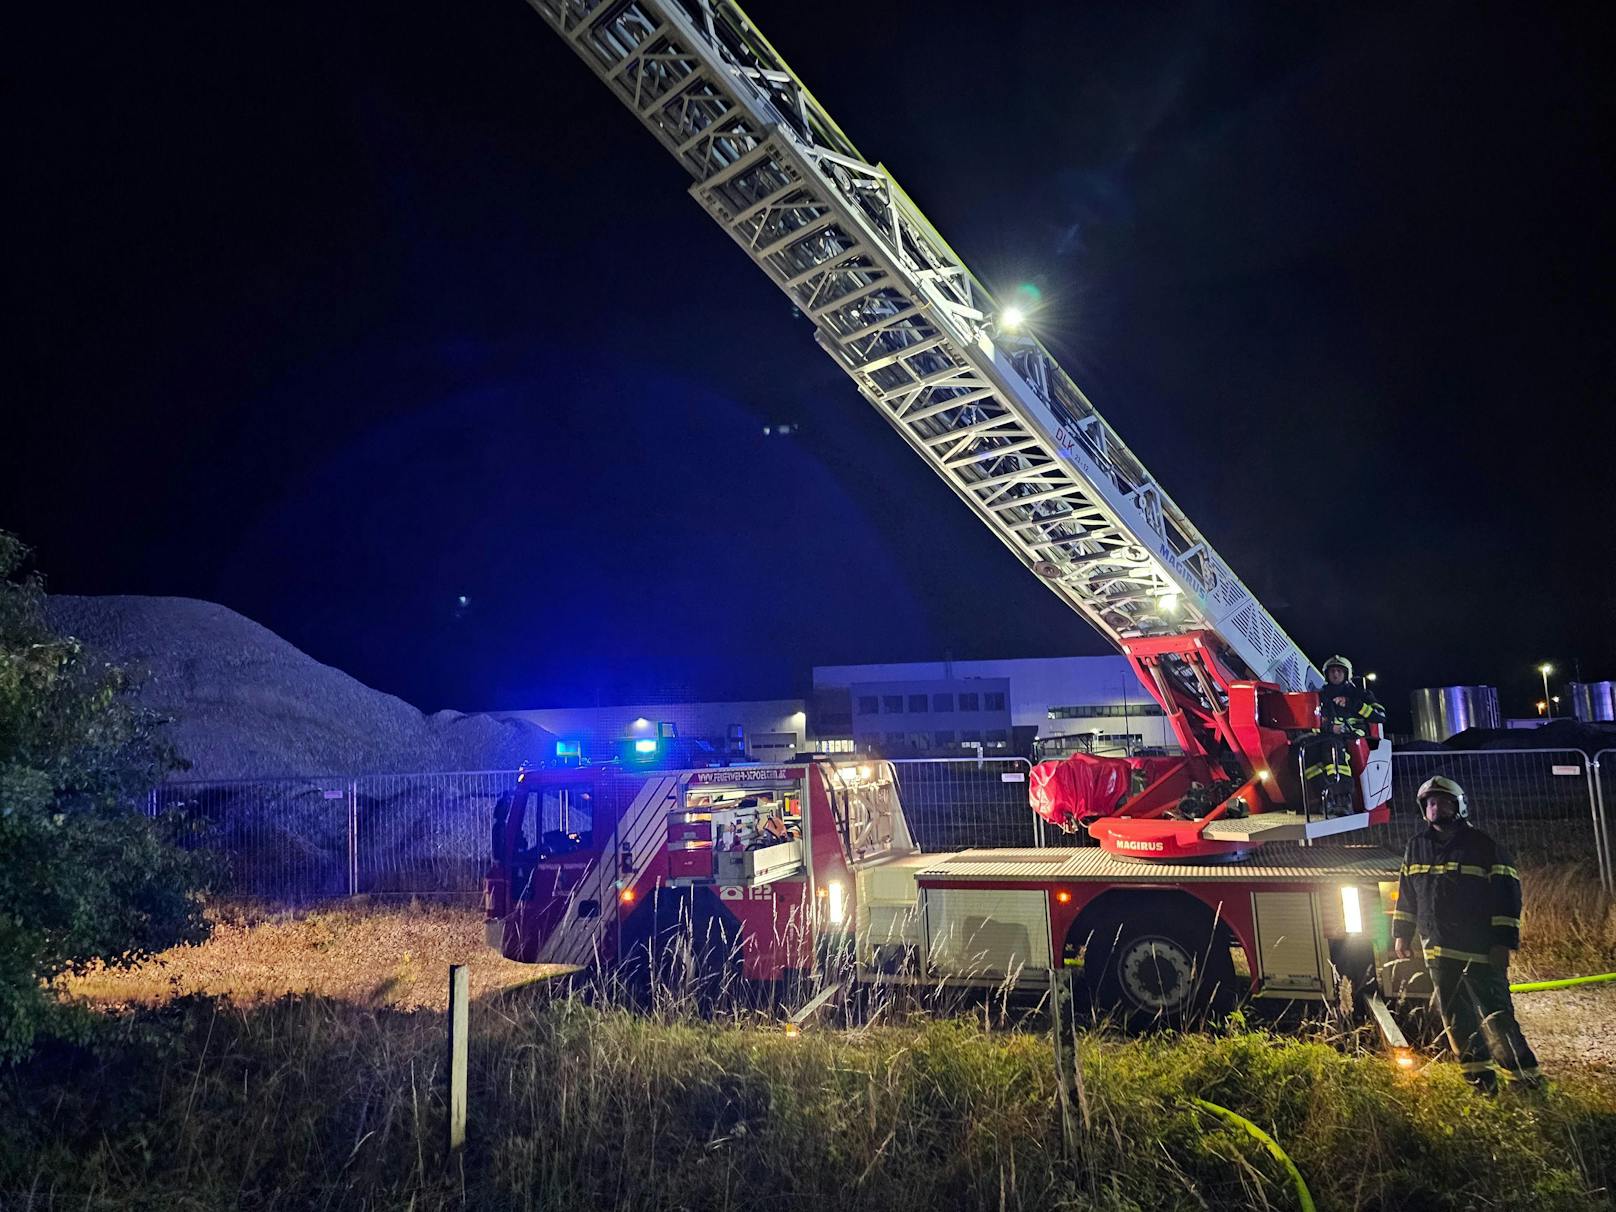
[885,731,906,747]
[883,695,904,713]
[932,693,953,712]
[908,694,928,713]
[986,729,1008,748]
[907,731,929,750]
[961,729,982,743]
[984,692,1007,711]
[1047,703,1164,720]
[958,692,979,711]
[818,738,855,753]
[933,730,955,747]
[857,696,880,715]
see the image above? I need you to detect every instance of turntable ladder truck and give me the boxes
[485,0,1415,1027]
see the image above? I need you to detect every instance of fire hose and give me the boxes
[1180,973,1613,1210]
[1509,971,1616,994]
[1191,1098,1316,1212]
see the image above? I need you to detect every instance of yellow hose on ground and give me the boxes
[1509,971,1616,993]
[1192,1098,1316,1212]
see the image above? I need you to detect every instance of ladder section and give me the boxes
[522,0,1317,692]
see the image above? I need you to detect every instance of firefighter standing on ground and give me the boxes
[1392,775,1543,1092]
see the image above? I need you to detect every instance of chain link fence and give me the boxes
[149,749,1613,902]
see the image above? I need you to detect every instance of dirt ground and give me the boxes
[65,900,1616,1084]
[1514,983,1616,1085]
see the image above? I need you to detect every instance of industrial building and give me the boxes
[812,655,1176,756]
[503,654,1181,763]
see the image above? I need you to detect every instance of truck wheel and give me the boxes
[1088,911,1235,1027]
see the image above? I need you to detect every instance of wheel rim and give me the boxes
[1116,935,1197,1013]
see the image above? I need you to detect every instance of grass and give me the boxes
[4,995,1613,1211]
[1513,861,1616,979]
[11,865,1614,1211]
[61,898,564,1011]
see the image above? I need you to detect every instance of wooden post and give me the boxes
[1049,967,1081,1162]
[447,964,469,1153]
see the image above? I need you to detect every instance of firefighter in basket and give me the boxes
[1392,776,1543,1093]
[1297,654,1384,816]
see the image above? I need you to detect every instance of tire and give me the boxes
[1086,909,1236,1028]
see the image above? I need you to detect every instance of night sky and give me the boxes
[12,2,1613,724]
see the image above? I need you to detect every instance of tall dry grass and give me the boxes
[4,992,1613,1211]
[17,867,1614,1210]
[1516,861,1616,978]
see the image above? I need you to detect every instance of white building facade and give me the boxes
[812,655,1178,757]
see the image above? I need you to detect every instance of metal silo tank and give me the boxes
[1410,686,1501,743]
[1567,682,1615,722]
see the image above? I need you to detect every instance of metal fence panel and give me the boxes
[157,749,1609,904]
[888,757,1037,852]
[353,770,516,897]
[153,777,352,902]
[1368,750,1606,883]
[1594,748,1615,889]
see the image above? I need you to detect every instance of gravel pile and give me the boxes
[46,595,555,781]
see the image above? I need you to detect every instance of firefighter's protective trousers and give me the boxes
[1430,957,1541,1091]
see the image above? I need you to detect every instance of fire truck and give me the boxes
[485,0,1419,1034]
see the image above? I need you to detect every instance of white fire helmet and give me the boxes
[1321,654,1354,679]
[1416,775,1468,820]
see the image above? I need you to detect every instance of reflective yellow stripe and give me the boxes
[1491,865,1518,879]
[1491,915,1521,927]
[1304,764,1325,777]
[1459,1060,1494,1073]
[1403,862,1489,878]
[1425,945,1492,963]
[1391,910,1414,922]
[1358,703,1375,717]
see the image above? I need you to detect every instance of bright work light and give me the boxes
[1340,885,1363,935]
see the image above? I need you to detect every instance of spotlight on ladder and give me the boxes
[1000,306,1025,331]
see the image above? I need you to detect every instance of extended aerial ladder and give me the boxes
[520,0,1392,857]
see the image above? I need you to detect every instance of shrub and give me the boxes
[0,532,211,1060]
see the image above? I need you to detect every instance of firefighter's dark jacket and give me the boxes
[1392,821,1522,962]
[1318,680,1385,737]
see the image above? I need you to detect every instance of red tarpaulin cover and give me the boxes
[1030,753,1182,832]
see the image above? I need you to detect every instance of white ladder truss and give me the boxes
[523,0,1320,692]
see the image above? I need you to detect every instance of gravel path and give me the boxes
[1513,982,1616,1085]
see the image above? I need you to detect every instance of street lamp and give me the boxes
[1539,664,1553,718]
[1364,672,1378,683]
